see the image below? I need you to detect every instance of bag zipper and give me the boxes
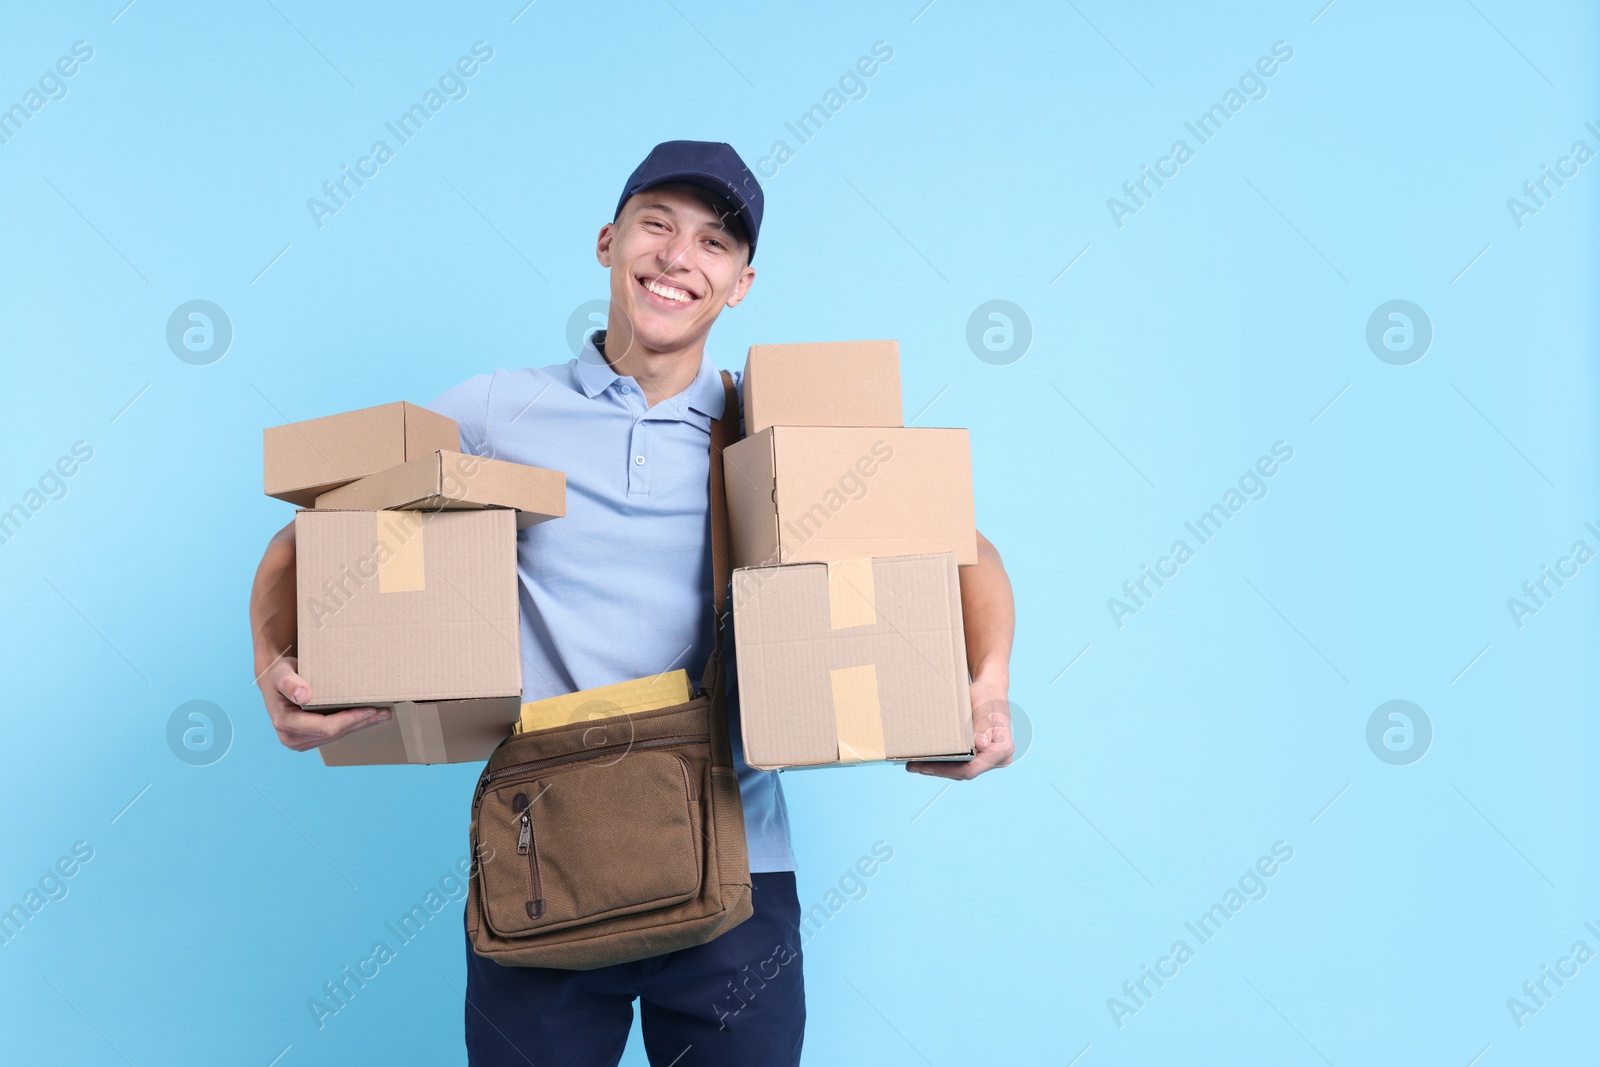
[475,734,705,806]
[516,805,544,920]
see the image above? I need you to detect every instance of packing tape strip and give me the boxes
[829,664,886,763]
[826,558,876,630]
[376,510,426,593]
[396,702,449,764]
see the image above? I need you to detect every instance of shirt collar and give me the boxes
[574,333,621,398]
[574,331,727,428]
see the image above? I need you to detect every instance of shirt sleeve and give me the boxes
[426,373,493,457]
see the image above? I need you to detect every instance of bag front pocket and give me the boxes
[476,742,705,938]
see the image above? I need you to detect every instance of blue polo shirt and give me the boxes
[427,334,795,873]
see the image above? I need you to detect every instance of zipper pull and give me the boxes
[516,809,531,855]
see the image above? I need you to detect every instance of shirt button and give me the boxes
[634,455,645,465]
[619,385,631,394]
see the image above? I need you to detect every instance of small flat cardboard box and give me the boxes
[295,508,521,766]
[314,450,566,530]
[723,426,976,570]
[743,340,902,436]
[732,552,974,769]
[264,401,460,506]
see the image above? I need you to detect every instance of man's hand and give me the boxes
[251,521,389,753]
[259,655,388,752]
[906,669,1014,780]
[910,530,1017,781]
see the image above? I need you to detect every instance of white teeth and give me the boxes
[643,278,692,303]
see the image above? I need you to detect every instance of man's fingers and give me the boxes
[906,758,977,780]
[973,726,1014,766]
[971,727,1013,766]
[892,693,1018,779]
[274,705,387,748]
[276,670,312,706]
[258,654,388,751]
[978,708,1011,738]
[316,706,387,733]
[905,733,1013,779]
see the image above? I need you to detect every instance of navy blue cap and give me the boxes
[614,140,763,262]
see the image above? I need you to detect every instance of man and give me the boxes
[248,140,1016,1065]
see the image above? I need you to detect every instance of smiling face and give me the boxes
[596,182,755,366]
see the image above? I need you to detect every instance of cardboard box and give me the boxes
[294,508,521,765]
[723,426,976,570]
[317,699,525,767]
[314,450,566,530]
[732,552,973,769]
[743,340,902,436]
[264,402,459,506]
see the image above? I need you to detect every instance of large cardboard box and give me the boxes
[294,507,521,766]
[733,552,973,769]
[743,340,902,436]
[314,450,566,529]
[264,402,459,506]
[723,426,976,570]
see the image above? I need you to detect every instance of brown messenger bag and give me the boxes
[464,370,754,969]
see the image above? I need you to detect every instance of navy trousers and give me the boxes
[464,871,805,1066]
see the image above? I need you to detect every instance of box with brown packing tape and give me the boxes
[731,552,974,770]
[294,507,523,766]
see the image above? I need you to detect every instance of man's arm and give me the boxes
[908,530,1016,780]
[250,520,388,750]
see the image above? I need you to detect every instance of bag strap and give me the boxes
[710,369,737,621]
[700,370,739,699]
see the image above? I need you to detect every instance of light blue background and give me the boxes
[2,1,1596,1064]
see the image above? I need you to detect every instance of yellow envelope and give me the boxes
[513,670,692,735]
